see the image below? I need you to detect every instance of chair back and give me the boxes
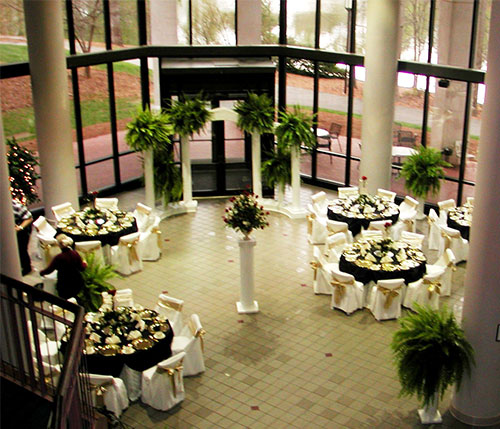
[311,191,327,206]
[465,196,474,206]
[33,216,57,238]
[397,130,416,147]
[326,232,347,253]
[338,186,359,199]
[74,240,104,263]
[401,231,425,249]
[51,202,76,221]
[368,220,392,231]
[38,235,61,265]
[134,203,154,231]
[438,199,456,222]
[95,197,119,211]
[444,248,456,267]
[377,188,396,202]
[376,278,405,308]
[329,122,342,137]
[428,208,439,223]
[326,219,349,235]
[361,230,383,240]
[401,195,418,211]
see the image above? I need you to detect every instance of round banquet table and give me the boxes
[447,208,471,240]
[339,239,426,285]
[327,195,399,237]
[56,209,138,246]
[80,308,174,377]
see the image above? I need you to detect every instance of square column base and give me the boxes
[418,408,442,424]
[236,301,259,314]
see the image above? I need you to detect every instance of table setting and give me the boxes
[71,306,173,376]
[56,207,138,246]
[327,194,399,236]
[447,204,473,240]
[339,237,426,284]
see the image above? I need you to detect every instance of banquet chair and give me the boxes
[367,220,392,235]
[33,359,62,389]
[95,197,119,211]
[329,268,364,315]
[75,240,105,265]
[138,215,162,261]
[38,235,61,266]
[438,199,456,224]
[338,186,359,199]
[396,130,416,147]
[426,248,456,296]
[438,224,469,263]
[141,352,186,411]
[400,231,425,250]
[361,230,384,240]
[326,219,353,243]
[88,373,129,418]
[403,269,445,312]
[368,278,405,321]
[310,246,327,294]
[133,202,154,232]
[307,204,328,245]
[427,208,441,250]
[324,232,348,263]
[113,289,134,308]
[311,191,329,213]
[315,251,337,295]
[119,365,142,402]
[466,196,474,206]
[26,320,60,364]
[171,314,206,376]
[154,294,185,336]
[110,232,143,275]
[376,188,397,202]
[392,196,418,239]
[33,216,57,238]
[51,202,76,221]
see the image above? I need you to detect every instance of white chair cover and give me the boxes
[338,186,359,199]
[133,202,154,232]
[315,251,337,295]
[141,352,186,411]
[438,199,456,224]
[438,224,469,263]
[426,248,456,296]
[154,294,185,336]
[427,208,441,250]
[75,240,105,265]
[171,314,206,376]
[368,278,405,321]
[376,188,397,202]
[404,270,444,311]
[329,268,364,315]
[51,202,76,221]
[466,196,474,206]
[26,320,60,363]
[326,219,353,243]
[392,196,418,239]
[361,230,384,240]
[324,232,347,263]
[119,364,142,402]
[33,216,57,238]
[88,373,129,417]
[113,288,134,308]
[311,191,329,213]
[307,204,328,245]
[110,232,143,275]
[400,231,425,250]
[139,216,162,261]
[38,235,61,266]
[95,197,119,211]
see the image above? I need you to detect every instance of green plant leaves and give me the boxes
[125,107,174,152]
[399,146,451,199]
[166,96,212,137]
[391,304,475,408]
[261,145,291,189]
[153,145,183,205]
[234,92,275,135]
[275,107,316,153]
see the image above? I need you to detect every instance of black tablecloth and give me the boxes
[84,321,173,377]
[447,214,470,240]
[57,218,138,246]
[327,208,399,237]
[339,255,426,285]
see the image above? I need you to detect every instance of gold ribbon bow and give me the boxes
[377,285,401,309]
[90,380,113,407]
[151,226,162,249]
[78,244,101,254]
[157,362,184,398]
[195,328,207,353]
[423,278,441,300]
[158,299,183,312]
[403,218,414,227]
[40,240,57,261]
[447,261,457,271]
[122,238,140,264]
[310,261,319,280]
[327,224,347,236]
[441,230,452,250]
[330,278,354,305]
[306,214,315,235]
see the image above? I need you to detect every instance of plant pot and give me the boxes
[418,394,442,424]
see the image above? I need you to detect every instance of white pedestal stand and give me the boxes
[418,396,442,424]
[180,134,198,213]
[416,197,426,220]
[251,132,262,198]
[236,237,259,314]
[143,149,156,209]
[283,146,307,219]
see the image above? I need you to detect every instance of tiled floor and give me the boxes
[27,185,472,428]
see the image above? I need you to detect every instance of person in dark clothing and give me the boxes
[12,199,33,275]
[40,234,87,299]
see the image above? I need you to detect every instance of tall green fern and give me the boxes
[125,106,174,152]
[261,145,291,189]
[391,304,474,408]
[275,107,316,154]
[234,92,275,135]
[166,95,212,137]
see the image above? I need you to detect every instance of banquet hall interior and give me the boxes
[1,1,499,428]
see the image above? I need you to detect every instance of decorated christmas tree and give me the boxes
[6,138,40,204]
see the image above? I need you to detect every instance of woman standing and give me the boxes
[40,234,87,299]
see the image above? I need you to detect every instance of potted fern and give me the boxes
[166,95,212,212]
[261,144,291,207]
[391,304,474,424]
[125,107,174,208]
[275,107,316,213]
[78,253,119,312]
[234,93,275,198]
[399,145,451,218]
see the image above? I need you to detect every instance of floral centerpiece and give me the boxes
[223,191,270,239]
[332,194,398,220]
[359,175,368,194]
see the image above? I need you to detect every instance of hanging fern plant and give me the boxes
[166,95,212,137]
[391,304,474,408]
[234,92,275,135]
[261,144,291,190]
[399,146,451,199]
[275,107,316,154]
[125,107,174,152]
[153,144,183,204]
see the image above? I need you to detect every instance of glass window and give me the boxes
[262,0,280,44]
[320,0,350,52]
[191,0,235,45]
[286,0,317,48]
[400,0,431,62]
[109,0,139,48]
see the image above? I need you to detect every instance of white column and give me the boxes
[291,146,301,209]
[450,2,500,426]
[359,0,400,194]
[236,238,258,313]
[143,149,155,208]
[251,132,262,197]
[0,113,22,280]
[236,0,262,44]
[23,0,79,218]
[180,135,197,212]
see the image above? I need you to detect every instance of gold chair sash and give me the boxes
[441,230,452,250]
[423,278,441,300]
[151,226,162,249]
[330,278,354,305]
[195,328,207,353]
[121,238,140,264]
[157,299,183,312]
[447,261,457,271]
[306,214,315,235]
[77,244,101,255]
[157,362,184,398]
[377,285,402,309]
[403,218,414,227]
[309,261,320,280]
[90,380,114,407]
[327,224,347,236]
